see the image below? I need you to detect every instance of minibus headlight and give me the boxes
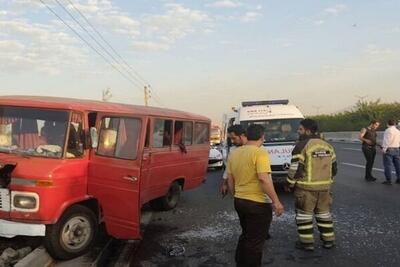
[11,192,39,212]
[13,195,37,209]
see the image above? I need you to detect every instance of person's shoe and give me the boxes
[266,233,272,240]
[295,241,314,251]
[322,241,335,249]
[382,181,392,185]
[365,177,376,182]
[395,179,400,184]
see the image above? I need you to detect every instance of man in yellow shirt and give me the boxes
[227,124,284,267]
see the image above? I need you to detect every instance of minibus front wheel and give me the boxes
[150,181,181,211]
[44,204,98,260]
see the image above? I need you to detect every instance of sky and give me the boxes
[1,0,400,124]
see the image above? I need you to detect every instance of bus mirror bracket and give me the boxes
[90,127,98,149]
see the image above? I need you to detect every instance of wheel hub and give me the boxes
[61,216,92,251]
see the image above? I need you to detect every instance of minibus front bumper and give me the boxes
[0,219,46,238]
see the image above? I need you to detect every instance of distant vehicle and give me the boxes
[0,96,210,260]
[208,146,224,169]
[210,126,222,146]
[222,99,304,183]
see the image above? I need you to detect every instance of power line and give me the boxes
[63,0,167,107]
[65,0,150,86]
[38,0,142,89]
[40,0,166,106]
[54,0,144,89]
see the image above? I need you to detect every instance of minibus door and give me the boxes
[88,115,144,239]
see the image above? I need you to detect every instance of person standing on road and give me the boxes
[227,124,284,267]
[285,119,337,251]
[220,125,247,197]
[359,120,380,181]
[381,119,400,185]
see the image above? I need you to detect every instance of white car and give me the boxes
[208,146,224,169]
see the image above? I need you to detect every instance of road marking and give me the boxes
[343,148,361,152]
[341,162,384,172]
[341,162,396,174]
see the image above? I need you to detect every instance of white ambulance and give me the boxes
[223,100,304,182]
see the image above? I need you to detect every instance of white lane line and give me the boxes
[342,148,361,152]
[341,162,396,174]
[341,162,383,172]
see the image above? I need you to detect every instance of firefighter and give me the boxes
[285,119,337,251]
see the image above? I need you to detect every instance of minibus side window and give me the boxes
[183,122,193,145]
[174,121,193,146]
[153,119,172,148]
[66,112,84,158]
[97,117,141,160]
[194,122,209,144]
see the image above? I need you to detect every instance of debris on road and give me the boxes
[162,243,186,257]
[0,247,32,267]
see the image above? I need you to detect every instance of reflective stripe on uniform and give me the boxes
[299,234,313,239]
[315,212,332,219]
[296,213,313,220]
[317,223,333,228]
[298,224,314,230]
[321,232,335,237]
[296,180,333,186]
[287,178,296,184]
[292,154,305,162]
[289,162,299,170]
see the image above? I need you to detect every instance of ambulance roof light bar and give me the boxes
[241,99,289,107]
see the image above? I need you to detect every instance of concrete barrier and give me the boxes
[15,247,54,267]
[323,131,384,143]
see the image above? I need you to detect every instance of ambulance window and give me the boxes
[194,122,209,144]
[174,121,193,146]
[153,119,172,148]
[97,117,141,160]
[66,112,84,158]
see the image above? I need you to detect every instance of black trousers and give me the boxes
[362,145,376,179]
[234,198,272,267]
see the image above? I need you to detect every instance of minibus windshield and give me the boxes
[0,106,69,158]
[241,118,302,143]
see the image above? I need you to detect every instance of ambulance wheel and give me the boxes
[150,182,181,211]
[44,205,97,260]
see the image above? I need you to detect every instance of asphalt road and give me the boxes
[131,142,400,267]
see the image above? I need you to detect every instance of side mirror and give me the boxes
[90,127,98,149]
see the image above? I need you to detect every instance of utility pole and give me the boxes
[102,87,112,102]
[144,85,150,106]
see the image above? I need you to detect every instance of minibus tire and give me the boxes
[44,205,97,260]
[150,182,181,211]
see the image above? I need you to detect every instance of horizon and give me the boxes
[1,0,399,124]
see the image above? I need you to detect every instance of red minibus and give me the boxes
[0,96,210,259]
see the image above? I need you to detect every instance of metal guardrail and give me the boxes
[323,131,384,143]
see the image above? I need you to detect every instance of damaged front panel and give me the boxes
[0,162,16,188]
